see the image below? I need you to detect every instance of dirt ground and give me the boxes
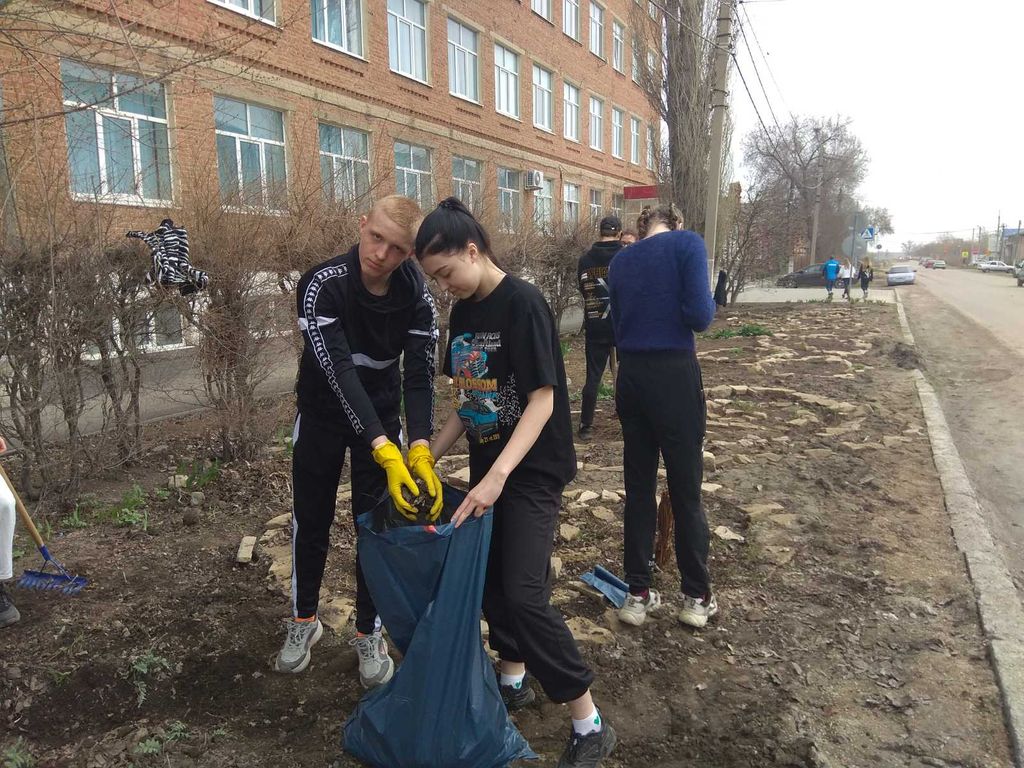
[0,302,1012,768]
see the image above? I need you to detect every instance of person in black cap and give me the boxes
[577,215,624,439]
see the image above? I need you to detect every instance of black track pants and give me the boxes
[580,336,614,430]
[616,351,710,598]
[291,411,401,634]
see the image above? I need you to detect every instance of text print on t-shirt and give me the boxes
[581,265,610,320]
[450,332,522,445]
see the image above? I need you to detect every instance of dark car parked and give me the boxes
[776,263,827,287]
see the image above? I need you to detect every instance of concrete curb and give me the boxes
[893,288,915,346]
[906,308,1024,764]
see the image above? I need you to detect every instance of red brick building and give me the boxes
[0,0,662,237]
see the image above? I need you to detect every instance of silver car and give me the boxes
[886,266,916,286]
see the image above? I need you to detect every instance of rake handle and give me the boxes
[0,463,46,550]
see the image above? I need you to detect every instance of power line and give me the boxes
[738,2,791,118]
[736,14,782,132]
[644,0,732,55]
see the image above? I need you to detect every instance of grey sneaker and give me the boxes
[679,593,719,628]
[556,721,617,767]
[0,582,19,628]
[274,618,323,673]
[350,632,395,689]
[618,589,662,627]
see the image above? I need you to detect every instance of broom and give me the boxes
[654,489,674,569]
[0,463,87,595]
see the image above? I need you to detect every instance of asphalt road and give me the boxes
[901,265,1024,585]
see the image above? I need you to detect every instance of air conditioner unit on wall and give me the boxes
[524,170,545,190]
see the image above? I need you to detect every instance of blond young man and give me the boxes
[278,196,441,686]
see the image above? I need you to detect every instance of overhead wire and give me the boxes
[738,2,792,118]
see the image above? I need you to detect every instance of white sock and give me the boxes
[572,707,602,736]
[500,671,526,689]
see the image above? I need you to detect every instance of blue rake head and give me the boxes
[18,546,88,595]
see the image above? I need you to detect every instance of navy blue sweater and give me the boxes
[607,229,716,352]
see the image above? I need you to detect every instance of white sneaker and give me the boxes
[350,632,395,689]
[618,590,662,626]
[275,618,324,673]
[679,593,719,629]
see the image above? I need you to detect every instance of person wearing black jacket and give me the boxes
[277,196,442,689]
[577,216,623,439]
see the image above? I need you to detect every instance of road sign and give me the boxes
[860,226,877,241]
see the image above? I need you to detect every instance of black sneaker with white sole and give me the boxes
[496,670,537,710]
[556,722,617,767]
[0,582,19,628]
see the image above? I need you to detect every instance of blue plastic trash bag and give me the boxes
[343,484,536,768]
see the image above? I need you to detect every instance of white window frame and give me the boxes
[612,20,624,73]
[395,140,433,209]
[494,44,520,119]
[611,107,624,159]
[208,0,276,25]
[647,123,656,170]
[531,0,552,21]
[532,64,553,132]
[563,0,580,40]
[632,37,641,83]
[630,116,641,165]
[648,0,658,18]
[611,192,624,219]
[589,96,603,151]
[447,18,480,103]
[563,182,580,223]
[62,63,173,206]
[311,0,363,57]
[564,82,580,142]
[452,155,482,213]
[388,0,428,83]
[318,123,371,205]
[214,96,288,212]
[589,2,605,58]
[589,189,603,223]
[647,49,657,82]
[497,168,522,231]
[534,177,554,229]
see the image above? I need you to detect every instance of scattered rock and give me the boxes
[562,488,581,500]
[236,535,257,564]
[600,489,620,503]
[703,451,717,472]
[578,490,600,504]
[708,385,734,398]
[882,435,908,448]
[768,514,799,528]
[447,467,472,489]
[560,523,581,542]
[319,596,355,632]
[590,506,616,522]
[168,474,189,489]
[550,556,563,579]
[701,483,723,495]
[742,502,785,520]
[189,491,205,507]
[265,513,292,530]
[566,616,614,644]
[763,546,794,566]
[713,525,745,542]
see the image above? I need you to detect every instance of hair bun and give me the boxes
[438,197,461,211]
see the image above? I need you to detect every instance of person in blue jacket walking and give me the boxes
[608,204,719,630]
[821,257,841,300]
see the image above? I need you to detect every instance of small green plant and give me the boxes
[61,504,90,530]
[134,738,162,756]
[176,458,221,490]
[153,487,170,501]
[126,649,173,707]
[165,721,189,743]
[211,727,228,741]
[737,323,773,337]
[2,739,36,768]
[104,484,148,528]
[559,339,571,357]
[11,547,25,561]
[701,328,738,339]
[597,382,614,400]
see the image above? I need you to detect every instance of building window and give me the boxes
[612,21,624,72]
[448,18,479,102]
[534,177,554,229]
[647,49,657,81]
[209,0,275,24]
[395,141,433,208]
[611,107,624,158]
[494,44,520,119]
[611,192,624,218]
[532,64,553,132]
[563,82,580,142]
[630,116,641,164]
[563,0,579,40]
[319,123,370,205]
[531,0,551,20]
[647,124,656,169]
[498,168,522,230]
[632,37,641,83]
[149,305,185,348]
[563,182,580,223]
[311,0,362,56]
[648,0,658,18]
[589,3,604,58]
[589,189,603,223]
[388,0,427,82]
[589,96,603,151]
[61,60,172,204]
[452,156,482,213]
[214,95,287,210]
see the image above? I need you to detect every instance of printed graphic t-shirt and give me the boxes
[444,275,577,487]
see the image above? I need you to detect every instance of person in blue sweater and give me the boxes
[607,204,718,630]
[821,257,841,300]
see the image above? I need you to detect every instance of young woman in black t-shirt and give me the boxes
[416,198,616,768]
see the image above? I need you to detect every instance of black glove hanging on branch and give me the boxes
[126,219,209,296]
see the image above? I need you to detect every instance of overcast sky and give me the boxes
[728,0,1021,253]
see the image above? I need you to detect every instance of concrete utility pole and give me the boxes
[808,126,824,266]
[703,0,735,289]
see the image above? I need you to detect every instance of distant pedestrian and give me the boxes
[821,257,841,300]
[859,261,873,299]
[713,270,728,308]
[840,261,853,300]
[619,230,638,246]
[608,204,719,630]
[0,436,17,629]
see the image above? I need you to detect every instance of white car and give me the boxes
[886,266,916,286]
[978,260,1014,273]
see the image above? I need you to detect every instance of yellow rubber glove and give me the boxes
[372,441,419,520]
[407,444,444,521]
